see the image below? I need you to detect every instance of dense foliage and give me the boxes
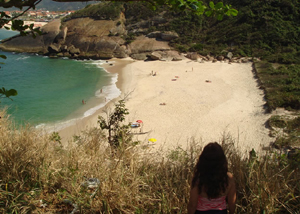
[166,0,300,62]
[63,2,124,21]
[269,114,300,148]
[63,0,300,64]
[255,62,300,111]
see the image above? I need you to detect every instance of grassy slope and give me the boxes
[0,109,299,213]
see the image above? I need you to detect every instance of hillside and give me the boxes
[1,1,299,62]
[64,0,300,63]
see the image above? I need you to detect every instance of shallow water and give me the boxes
[0,29,120,129]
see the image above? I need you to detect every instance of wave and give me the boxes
[84,73,120,117]
[35,60,121,133]
[16,56,30,60]
[35,116,81,133]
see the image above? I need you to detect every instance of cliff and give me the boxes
[0,2,181,60]
[1,0,299,63]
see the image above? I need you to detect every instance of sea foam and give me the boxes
[36,60,121,133]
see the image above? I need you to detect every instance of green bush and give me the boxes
[63,2,123,21]
[268,115,287,129]
[255,62,300,111]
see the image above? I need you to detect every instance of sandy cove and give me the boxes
[59,58,274,154]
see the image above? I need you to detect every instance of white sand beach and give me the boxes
[59,58,274,154]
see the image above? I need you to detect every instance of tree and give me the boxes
[98,99,133,148]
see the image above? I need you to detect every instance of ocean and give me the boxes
[0,29,120,130]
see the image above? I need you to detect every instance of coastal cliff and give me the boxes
[0,2,182,60]
[0,0,300,64]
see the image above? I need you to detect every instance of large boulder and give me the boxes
[62,18,127,58]
[227,52,233,60]
[128,35,171,55]
[147,31,161,38]
[0,13,176,59]
[186,52,199,60]
[48,43,61,53]
[0,19,62,54]
[150,51,162,60]
[53,26,68,44]
[161,31,179,41]
[68,45,80,55]
[147,31,179,41]
[131,53,148,60]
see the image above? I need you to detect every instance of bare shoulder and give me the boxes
[227,172,234,179]
[227,172,235,184]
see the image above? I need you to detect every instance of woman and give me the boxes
[188,142,236,214]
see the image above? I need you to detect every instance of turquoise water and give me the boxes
[0,29,120,129]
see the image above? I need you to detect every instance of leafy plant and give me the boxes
[0,87,17,102]
[98,99,132,148]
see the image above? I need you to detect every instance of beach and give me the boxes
[59,58,274,154]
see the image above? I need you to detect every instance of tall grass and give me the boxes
[0,109,299,213]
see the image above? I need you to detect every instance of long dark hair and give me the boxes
[192,142,228,199]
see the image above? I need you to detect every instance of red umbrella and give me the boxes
[136,120,143,123]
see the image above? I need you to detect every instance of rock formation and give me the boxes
[0,8,181,61]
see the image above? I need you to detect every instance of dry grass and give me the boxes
[0,109,299,213]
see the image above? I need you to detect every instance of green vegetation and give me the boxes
[63,0,299,64]
[268,114,300,149]
[63,2,124,21]
[165,0,300,62]
[254,62,300,111]
[98,99,134,148]
[253,61,300,148]
[0,87,17,102]
[0,108,299,213]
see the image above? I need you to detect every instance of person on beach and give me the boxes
[188,142,236,214]
[82,99,85,104]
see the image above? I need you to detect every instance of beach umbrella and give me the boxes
[136,120,143,123]
[148,138,157,143]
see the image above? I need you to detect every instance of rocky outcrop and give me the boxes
[0,15,180,60]
[0,19,62,54]
[0,7,254,63]
[128,35,171,55]
[185,52,256,64]
[147,31,179,41]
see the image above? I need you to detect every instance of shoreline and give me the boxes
[58,58,134,142]
[59,58,274,154]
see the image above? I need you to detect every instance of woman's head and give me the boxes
[192,142,228,199]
